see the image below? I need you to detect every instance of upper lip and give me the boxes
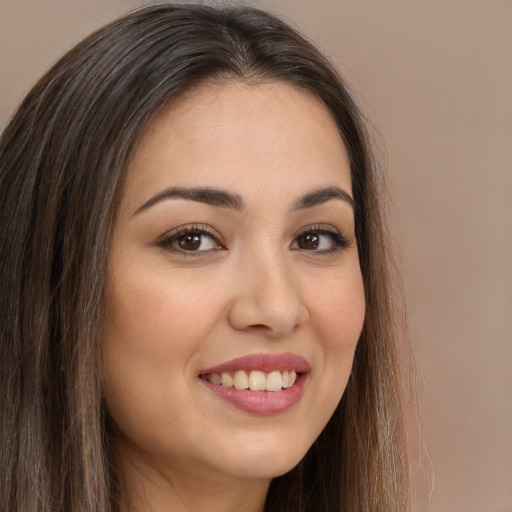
[199,352,311,375]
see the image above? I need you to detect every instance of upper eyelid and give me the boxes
[293,223,344,238]
[158,224,222,243]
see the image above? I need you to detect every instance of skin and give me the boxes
[103,81,366,512]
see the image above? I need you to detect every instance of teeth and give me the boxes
[209,373,222,385]
[234,370,249,390]
[266,371,282,392]
[204,369,299,392]
[249,370,266,391]
[221,373,233,387]
[281,370,289,388]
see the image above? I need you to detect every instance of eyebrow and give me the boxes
[292,186,355,211]
[133,186,245,216]
[133,184,354,216]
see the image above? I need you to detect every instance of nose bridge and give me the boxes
[228,242,309,336]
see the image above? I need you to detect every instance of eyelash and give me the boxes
[158,224,225,255]
[158,223,350,255]
[292,224,351,254]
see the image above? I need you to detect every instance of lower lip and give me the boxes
[200,374,307,415]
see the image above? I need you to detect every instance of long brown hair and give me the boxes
[0,4,409,511]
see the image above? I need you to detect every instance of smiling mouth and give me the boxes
[201,369,298,392]
[198,353,309,415]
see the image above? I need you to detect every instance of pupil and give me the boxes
[300,232,319,249]
[179,234,201,250]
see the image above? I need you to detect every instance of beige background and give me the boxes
[1,1,511,511]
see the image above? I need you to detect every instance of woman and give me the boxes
[0,4,410,512]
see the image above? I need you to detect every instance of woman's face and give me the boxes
[104,81,365,489]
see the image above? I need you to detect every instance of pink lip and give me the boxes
[199,352,311,375]
[199,353,310,415]
[201,375,307,415]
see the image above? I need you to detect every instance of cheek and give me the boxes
[311,267,365,348]
[307,266,365,397]
[101,266,223,438]
[105,264,223,359]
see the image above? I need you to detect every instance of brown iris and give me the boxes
[296,232,319,250]
[178,233,202,251]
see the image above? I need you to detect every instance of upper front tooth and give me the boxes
[288,370,297,387]
[249,370,266,391]
[234,370,249,390]
[266,371,282,392]
[281,370,289,388]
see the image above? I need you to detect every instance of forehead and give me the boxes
[123,80,352,212]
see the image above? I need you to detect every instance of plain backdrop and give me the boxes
[1,1,511,511]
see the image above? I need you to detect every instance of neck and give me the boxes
[114,440,271,512]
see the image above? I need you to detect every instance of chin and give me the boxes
[212,433,311,481]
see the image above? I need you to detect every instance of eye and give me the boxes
[159,225,225,254]
[291,226,350,253]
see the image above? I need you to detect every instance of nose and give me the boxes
[227,253,309,337]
